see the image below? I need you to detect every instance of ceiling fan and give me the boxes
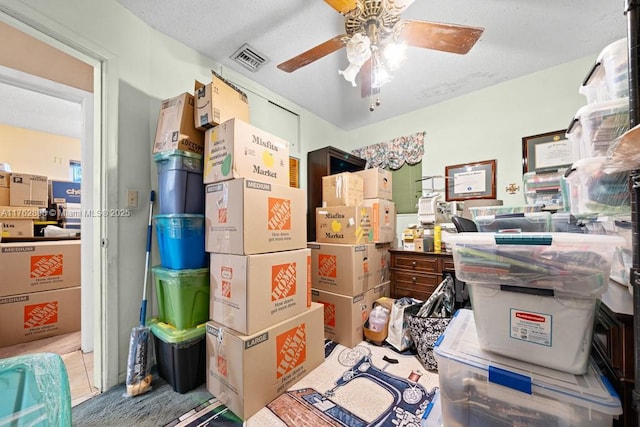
[277,0,484,108]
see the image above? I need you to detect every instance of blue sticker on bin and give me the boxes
[488,365,532,394]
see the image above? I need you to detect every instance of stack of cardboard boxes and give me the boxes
[309,168,396,348]
[0,170,80,346]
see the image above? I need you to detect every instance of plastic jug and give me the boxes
[368,305,390,332]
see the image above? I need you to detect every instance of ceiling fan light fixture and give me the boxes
[382,41,407,70]
[383,0,415,15]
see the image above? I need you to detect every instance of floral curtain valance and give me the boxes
[351,131,425,170]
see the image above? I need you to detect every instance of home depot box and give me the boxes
[205,303,325,420]
[205,179,306,255]
[362,198,396,243]
[369,281,391,302]
[308,242,370,296]
[315,205,372,245]
[312,287,371,348]
[209,249,311,335]
[9,173,48,207]
[370,244,392,285]
[49,180,81,204]
[0,286,81,346]
[203,118,289,186]
[0,241,81,297]
[153,92,204,155]
[322,172,364,207]
[353,168,393,200]
[1,219,34,238]
[194,73,250,131]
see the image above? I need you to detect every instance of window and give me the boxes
[69,160,81,182]
[391,161,422,214]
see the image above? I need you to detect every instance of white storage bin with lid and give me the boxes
[523,169,566,208]
[434,309,622,427]
[468,205,540,219]
[563,156,631,216]
[579,38,629,104]
[566,97,629,159]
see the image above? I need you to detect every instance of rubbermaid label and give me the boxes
[509,309,552,347]
[276,323,306,378]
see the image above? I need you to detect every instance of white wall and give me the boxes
[4,0,601,386]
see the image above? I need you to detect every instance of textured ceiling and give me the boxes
[116,0,628,130]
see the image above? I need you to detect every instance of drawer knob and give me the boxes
[412,261,417,267]
[412,276,417,283]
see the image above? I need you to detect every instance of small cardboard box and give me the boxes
[205,179,306,255]
[308,242,371,296]
[209,249,311,335]
[153,92,204,155]
[206,303,325,420]
[322,172,364,207]
[1,219,34,238]
[194,74,250,131]
[0,241,81,297]
[353,168,393,200]
[49,180,81,204]
[315,205,372,245]
[312,287,371,348]
[9,173,48,207]
[369,281,391,302]
[362,199,396,243]
[0,172,9,187]
[203,118,289,186]
[0,187,9,206]
[0,286,81,347]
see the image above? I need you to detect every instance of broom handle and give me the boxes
[140,190,155,327]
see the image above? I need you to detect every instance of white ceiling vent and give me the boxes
[230,44,269,72]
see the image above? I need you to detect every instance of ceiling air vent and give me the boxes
[230,44,269,72]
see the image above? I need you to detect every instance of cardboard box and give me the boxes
[315,205,372,245]
[353,168,393,200]
[203,118,289,186]
[312,287,370,348]
[0,286,81,347]
[206,303,325,420]
[210,249,311,335]
[0,206,43,219]
[322,172,364,207]
[308,242,370,296]
[0,187,8,206]
[49,180,81,204]
[0,172,9,188]
[371,243,392,285]
[153,92,205,155]
[369,281,391,302]
[194,74,250,131]
[0,241,81,297]
[362,198,396,243]
[9,173,48,207]
[205,179,306,255]
[1,219,34,238]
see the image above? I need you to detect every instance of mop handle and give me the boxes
[140,190,155,326]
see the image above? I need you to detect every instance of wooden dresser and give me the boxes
[389,249,455,301]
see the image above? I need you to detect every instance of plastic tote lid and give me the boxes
[153,149,203,162]
[151,265,209,279]
[148,318,206,344]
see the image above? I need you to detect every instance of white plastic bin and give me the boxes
[579,38,628,104]
[473,211,552,233]
[434,309,623,427]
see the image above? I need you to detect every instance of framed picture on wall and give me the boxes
[522,130,571,174]
[445,159,497,201]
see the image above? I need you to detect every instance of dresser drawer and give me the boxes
[442,258,455,272]
[392,254,440,273]
[391,270,441,288]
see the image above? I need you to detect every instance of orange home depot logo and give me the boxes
[276,323,306,378]
[318,254,337,278]
[221,281,232,298]
[218,208,227,224]
[363,256,369,274]
[217,355,228,377]
[24,301,58,328]
[272,262,297,301]
[267,197,291,231]
[320,301,336,327]
[30,254,63,278]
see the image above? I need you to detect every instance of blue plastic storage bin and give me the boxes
[155,214,207,269]
[154,150,204,214]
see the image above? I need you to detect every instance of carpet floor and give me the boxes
[72,340,440,426]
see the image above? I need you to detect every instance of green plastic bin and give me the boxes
[152,265,210,330]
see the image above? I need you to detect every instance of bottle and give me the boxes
[434,224,442,253]
[368,306,389,332]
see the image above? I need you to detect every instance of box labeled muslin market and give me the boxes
[206,302,325,420]
[315,206,372,245]
[205,179,306,255]
[210,249,311,335]
[153,92,204,155]
[0,286,81,347]
[0,241,81,297]
[194,73,250,131]
[203,118,289,187]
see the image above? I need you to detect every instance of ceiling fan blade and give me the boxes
[396,20,484,55]
[360,58,380,98]
[324,0,357,14]
[277,34,347,73]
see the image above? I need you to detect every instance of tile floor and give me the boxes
[0,331,100,407]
